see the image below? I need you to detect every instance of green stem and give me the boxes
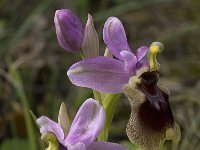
[98,94,121,141]
[93,90,103,106]
[9,64,37,150]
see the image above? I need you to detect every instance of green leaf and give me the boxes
[30,110,40,129]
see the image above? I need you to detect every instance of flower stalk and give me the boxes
[93,90,103,106]
[98,94,121,141]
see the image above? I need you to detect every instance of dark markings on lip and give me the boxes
[125,71,175,149]
[138,88,174,132]
[138,71,174,131]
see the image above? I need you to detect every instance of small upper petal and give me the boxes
[136,46,149,62]
[37,116,64,143]
[135,55,149,77]
[67,56,131,94]
[54,9,84,52]
[64,99,105,146]
[87,142,127,150]
[120,50,137,73]
[135,46,149,76]
[103,17,131,60]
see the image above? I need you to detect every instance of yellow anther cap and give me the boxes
[149,42,164,54]
[148,42,164,72]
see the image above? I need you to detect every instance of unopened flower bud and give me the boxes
[54,9,84,52]
[82,14,99,58]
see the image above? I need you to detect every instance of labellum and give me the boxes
[124,71,177,149]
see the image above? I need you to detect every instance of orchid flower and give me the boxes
[37,98,127,150]
[67,17,149,94]
[67,17,181,149]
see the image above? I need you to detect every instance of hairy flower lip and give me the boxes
[124,72,176,149]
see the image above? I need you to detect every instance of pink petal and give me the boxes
[67,142,86,150]
[120,50,137,73]
[37,116,64,143]
[67,56,131,94]
[103,17,131,60]
[64,99,105,146]
[136,46,149,62]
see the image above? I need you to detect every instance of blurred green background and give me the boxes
[0,0,200,149]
